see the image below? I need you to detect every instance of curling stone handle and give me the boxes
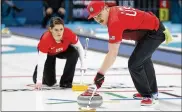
[87,85,97,108]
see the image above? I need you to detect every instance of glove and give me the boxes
[94,72,105,89]
[163,28,173,45]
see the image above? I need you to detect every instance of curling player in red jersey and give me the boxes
[87,0,172,106]
[33,17,86,90]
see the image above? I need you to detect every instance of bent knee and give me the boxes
[128,58,140,69]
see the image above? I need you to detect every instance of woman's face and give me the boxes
[50,24,64,41]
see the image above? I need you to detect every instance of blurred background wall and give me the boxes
[1,0,182,26]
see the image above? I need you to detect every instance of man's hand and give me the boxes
[94,72,105,89]
[35,82,42,90]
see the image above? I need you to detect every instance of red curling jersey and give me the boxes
[107,6,160,43]
[38,27,78,55]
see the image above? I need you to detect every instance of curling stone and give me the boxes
[77,90,103,109]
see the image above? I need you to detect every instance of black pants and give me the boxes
[128,22,166,97]
[33,45,79,86]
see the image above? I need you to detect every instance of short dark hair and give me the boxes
[49,17,64,28]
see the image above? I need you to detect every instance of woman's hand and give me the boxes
[35,82,43,90]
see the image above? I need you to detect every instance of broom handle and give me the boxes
[84,38,89,58]
[80,38,89,84]
[80,70,84,84]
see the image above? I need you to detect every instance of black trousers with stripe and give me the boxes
[128,22,166,97]
[33,45,79,86]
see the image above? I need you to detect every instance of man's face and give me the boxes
[50,24,64,41]
[93,7,109,25]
